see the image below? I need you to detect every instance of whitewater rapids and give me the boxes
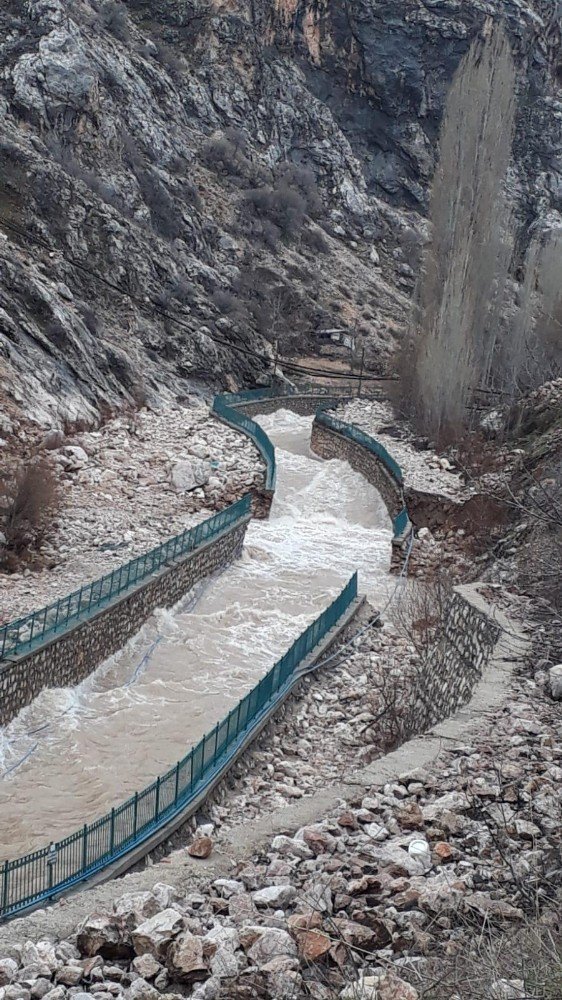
[0,411,392,858]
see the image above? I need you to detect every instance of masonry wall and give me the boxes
[415,585,502,729]
[0,520,249,727]
[310,419,404,522]
[236,394,350,418]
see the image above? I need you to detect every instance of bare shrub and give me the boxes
[507,228,562,395]
[243,163,323,241]
[368,573,453,750]
[180,177,202,210]
[202,130,253,179]
[170,277,197,304]
[43,137,125,213]
[392,571,451,664]
[244,182,307,237]
[80,305,100,337]
[98,1,131,43]
[274,162,323,220]
[412,914,562,1000]
[0,460,61,570]
[153,40,184,79]
[136,169,182,239]
[212,289,246,319]
[303,226,330,254]
[402,22,516,444]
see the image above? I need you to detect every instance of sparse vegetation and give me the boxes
[136,169,182,240]
[97,0,132,43]
[0,460,61,571]
[243,164,322,243]
[202,128,255,180]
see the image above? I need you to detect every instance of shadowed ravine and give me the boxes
[0,411,392,859]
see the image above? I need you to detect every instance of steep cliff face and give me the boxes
[0,0,559,429]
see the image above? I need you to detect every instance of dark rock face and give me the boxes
[280,0,560,211]
[0,0,559,426]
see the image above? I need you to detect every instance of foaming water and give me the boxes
[0,411,392,858]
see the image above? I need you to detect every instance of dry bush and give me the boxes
[364,574,453,752]
[243,163,322,242]
[451,430,507,476]
[392,571,451,661]
[136,169,182,240]
[408,917,562,1000]
[0,460,61,570]
[97,1,131,43]
[202,129,255,181]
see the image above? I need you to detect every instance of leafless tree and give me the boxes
[507,228,562,395]
[0,459,61,570]
[402,20,517,443]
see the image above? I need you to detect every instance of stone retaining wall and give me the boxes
[310,419,404,522]
[0,520,249,727]
[414,584,502,730]
[236,394,350,418]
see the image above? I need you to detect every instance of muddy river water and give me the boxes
[0,411,392,859]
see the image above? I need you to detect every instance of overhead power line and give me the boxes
[0,212,394,384]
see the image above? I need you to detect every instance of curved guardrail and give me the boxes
[0,573,358,921]
[212,394,276,491]
[0,496,251,662]
[315,409,411,542]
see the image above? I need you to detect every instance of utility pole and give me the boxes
[272,339,279,389]
[358,344,365,399]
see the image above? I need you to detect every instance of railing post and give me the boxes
[82,824,88,873]
[109,808,115,854]
[154,778,160,820]
[133,792,139,838]
[1,860,8,915]
[46,843,56,898]
[174,762,180,804]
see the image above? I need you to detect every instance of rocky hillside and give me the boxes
[0,0,559,428]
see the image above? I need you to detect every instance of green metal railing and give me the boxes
[0,572,358,921]
[219,386,297,405]
[0,496,251,662]
[316,409,404,485]
[314,408,412,541]
[212,395,276,491]
[393,506,410,540]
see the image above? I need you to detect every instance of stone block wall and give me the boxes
[414,585,502,730]
[0,520,249,727]
[310,419,404,522]
[236,394,350,418]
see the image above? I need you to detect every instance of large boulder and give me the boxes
[170,459,210,492]
[77,914,133,960]
[132,909,185,960]
[113,892,161,928]
[252,885,297,908]
[246,928,297,968]
[0,960,18,986]
[59,445,89,470]
[548,664,562,700]
[167,932,207,982]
